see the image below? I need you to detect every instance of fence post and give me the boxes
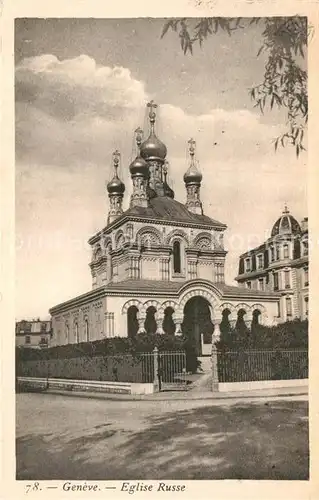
[153,347,160,392]
[211,322,221,392]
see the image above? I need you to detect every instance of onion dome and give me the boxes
[129,127,149,177]
[271,205,301,237]
[183,138,202,184]
[129,156,148,177]
[107,150,125,194]
[140,100,167,161]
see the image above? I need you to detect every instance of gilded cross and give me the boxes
[147,100,158,112]
[135,127,143,147]
[188,138,196,157]
[147,100,158,127]
[113,150,120,176]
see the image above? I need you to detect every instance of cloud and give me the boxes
[16,53,286,169]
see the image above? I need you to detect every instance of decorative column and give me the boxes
[229,312,237,329]
[172,313,183,335]
[211,318,221,392]
[155,311,164,335]
[244,311,253,330]
[137,315,146,334]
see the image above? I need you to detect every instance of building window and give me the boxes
[276,246,280,261]
[286,297,292,318]
[270,246,275,262]
[302,239,308,256]
[65,324,69,343]
[257,254,264,269]
[75,322,79,343]
[173,240,182,274]
[245,258,251,272]
[246,281,252,289]
[84,318,89,342]
[258,278,265,291]
[304,267,309,287]
[25,335,31,344]
[273,272,279,291]
[284,269,290,289]
[304,296,309,317]
[283,243,289,259]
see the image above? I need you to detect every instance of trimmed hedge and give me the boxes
[218,319,308,351]
[16,333,200,375]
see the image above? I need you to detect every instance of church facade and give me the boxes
[50,101,280,354]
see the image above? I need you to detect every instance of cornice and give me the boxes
[49,287,107,315]
[88,215,226,245]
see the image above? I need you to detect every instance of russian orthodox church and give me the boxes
[236,207,308,322]
[50,101,280,355]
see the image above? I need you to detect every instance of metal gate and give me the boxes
[157,350,187,391]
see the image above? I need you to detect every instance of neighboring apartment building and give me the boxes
[236,207,309,322]
[16,319,52,348]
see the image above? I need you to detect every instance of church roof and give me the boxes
[112,196,225,229]
[105,279,279,299]
[89,196,226,243]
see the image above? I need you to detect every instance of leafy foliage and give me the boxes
[161,16,309,156]
[218,319,308,350]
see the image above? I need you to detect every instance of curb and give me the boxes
[34,388,308,403]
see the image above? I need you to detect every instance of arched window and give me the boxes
[283,243,289,259]
[173,240,182,274]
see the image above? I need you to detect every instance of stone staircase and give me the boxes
[188,356,212,391]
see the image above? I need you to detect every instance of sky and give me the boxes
[15,18,307,320]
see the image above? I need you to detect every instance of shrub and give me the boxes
[217,319,308,351]
[16,333,200,375]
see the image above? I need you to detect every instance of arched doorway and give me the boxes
[182,296,214,355]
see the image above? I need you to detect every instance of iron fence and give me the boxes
[157,350,187,390]
[16,349,187,389]
[217,349,308,383]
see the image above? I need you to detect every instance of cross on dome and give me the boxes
[147,99,158,124]
[283,203,290,214]
[188,138,196,158]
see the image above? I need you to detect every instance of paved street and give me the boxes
[16,392,309,480]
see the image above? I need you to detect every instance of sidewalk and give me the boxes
[43,384,308,402]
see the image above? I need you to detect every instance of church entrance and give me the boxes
[182,296,214,356]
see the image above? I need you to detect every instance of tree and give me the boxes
[161,16,310,156]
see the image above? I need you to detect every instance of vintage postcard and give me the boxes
[1,0,319,499]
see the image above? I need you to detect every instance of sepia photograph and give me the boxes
[14,15,310,483]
